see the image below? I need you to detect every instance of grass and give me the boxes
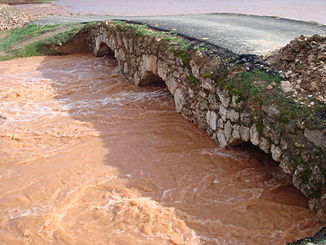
[0,23,94,61]
[186,75,200,88]
[0,24,60,52]
[111,21,194,68]
[208,68,326,132]
[218,69,277,99]
[113,21,169,37]
[31,0,58,3]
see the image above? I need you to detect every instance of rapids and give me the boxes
[0,54,321,244]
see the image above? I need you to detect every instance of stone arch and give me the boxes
[138,71,166,87]
[96,42,115,57]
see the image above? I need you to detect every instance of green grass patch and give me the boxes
[219,69,275,99]
[186,75,200,89]
[31,0,58,3]
[0,23,95,61]
[215,68,325,131]
[0,24,60,51]
[128,24,152,36]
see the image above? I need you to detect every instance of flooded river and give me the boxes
[0,54,321,244]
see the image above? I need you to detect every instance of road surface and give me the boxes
[34,13,326,55]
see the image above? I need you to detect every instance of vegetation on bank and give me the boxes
[0,22,95,61]
[216,68,325,132]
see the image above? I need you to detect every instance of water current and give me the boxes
[0,54,322,244]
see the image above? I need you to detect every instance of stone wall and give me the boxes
[87,21,326,221]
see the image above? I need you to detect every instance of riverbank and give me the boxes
[0,22,91,61]
[0,19,325,243]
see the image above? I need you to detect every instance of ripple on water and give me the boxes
[0,54,321,245]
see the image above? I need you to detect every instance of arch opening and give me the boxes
[139,71,166,87]
[96,42,115,58]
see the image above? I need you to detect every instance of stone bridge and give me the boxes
[85,21,326,221]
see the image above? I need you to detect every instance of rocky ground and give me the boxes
[268,34,326,108]
[0,4,31,30]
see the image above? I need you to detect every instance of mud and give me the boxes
[0,54,322,244]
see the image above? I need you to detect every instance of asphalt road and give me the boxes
[47,0,326,25]
[34,13,326,55]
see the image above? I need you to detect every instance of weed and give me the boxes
[0,23,93,61]
[299,168,312,183]
[128,24,152,36]
[162,35,179,42]
[193,45,207,54]
[0,24,60,51]
[174,49,191,69]
[292,157,304,169]
[255,115,264,133]
[111,20,126,25]
[187,75,200,88]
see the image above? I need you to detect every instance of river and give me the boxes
[0,54,321,244]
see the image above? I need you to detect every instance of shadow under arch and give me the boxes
[96,42,115,57]
[138,71,167,87]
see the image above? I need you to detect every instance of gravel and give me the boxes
[268,34,326,106]
[0,4,31,30]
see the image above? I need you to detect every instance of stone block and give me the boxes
[174,88,186,113]
[224,121,233,143]
[259,137,270,153]
[206,111,217,131]
[240,126,250,142]
[250,124,260,146]
[271,144,282,162]
[227,109,239,122]
[219,105,227,122]
[217,130,227,147]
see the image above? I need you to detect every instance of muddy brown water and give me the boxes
[0,54,322,244]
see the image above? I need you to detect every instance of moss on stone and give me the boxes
[310,186,322,199]
[255,115,264,133]
[299,168,313,183]
[292,157,304,169]
[221,68,324,132]
[204,67,228,82]
[186,75,200,89]
[171,48,191,69]
[218,69,268,100]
